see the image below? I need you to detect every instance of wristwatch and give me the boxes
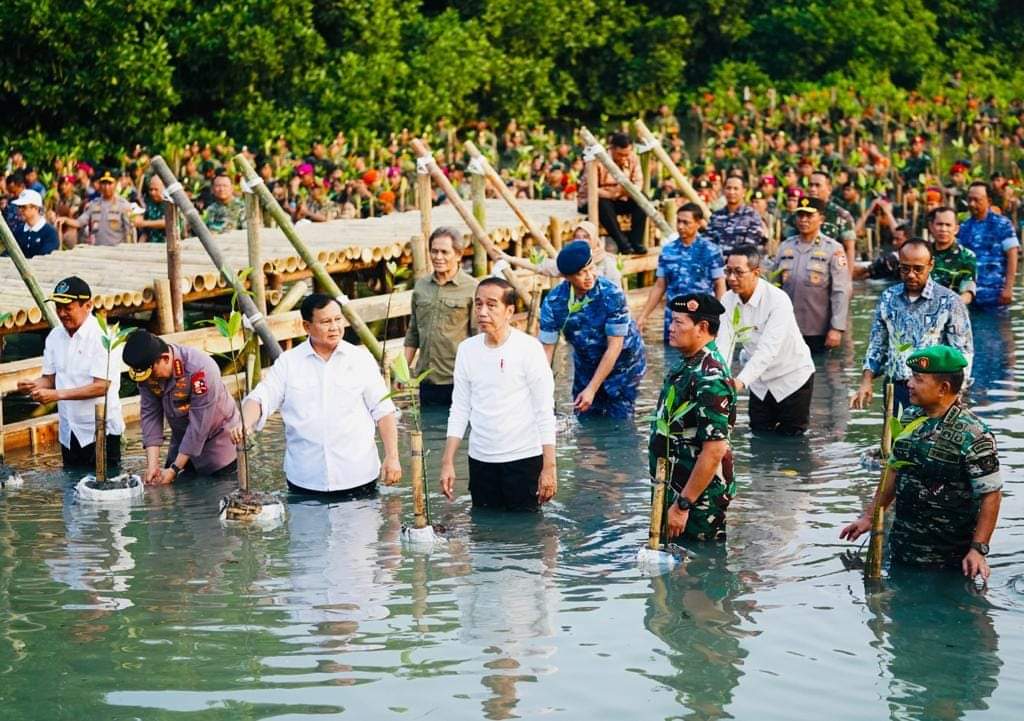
[169,463,184,478]
[970,541,989,556]
[676,496,694,512]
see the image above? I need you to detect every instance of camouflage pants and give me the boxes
[665,477,735,542]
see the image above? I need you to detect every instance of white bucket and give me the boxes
[75,473,145,503]
[218,490,286,529]
[401,524,443,550]
[636,546,683,576]
[1,471,25,490]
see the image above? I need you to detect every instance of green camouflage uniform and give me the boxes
[648,340,737,541]
[889,402,1002,567]
[931,243,978,298]
[202,198,246,233]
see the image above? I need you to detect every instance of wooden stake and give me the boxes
[464,141,557,257]
[634,119,711,218]
[164,203,185,333]
[586,160,599,228]
[470,171,488,277]
[154,278,175,334]
[245,193,267,315]
[411,430,427,529]
[416,173,434,274]
[579,127,673,237]
[866,383,895,579]
[94,403,107,482]
[0,220,60,329]
[648,457,669,550]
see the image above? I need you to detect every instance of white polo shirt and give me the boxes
[246,339,396,492]
[42,314,125,448]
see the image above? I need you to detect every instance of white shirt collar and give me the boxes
[24,218,46,233]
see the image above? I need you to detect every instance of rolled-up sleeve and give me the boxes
[966,432,1001,495]
[538,290,563,345]
[245,353,288,431]
[404,285,421,349]
[603,287,631,336]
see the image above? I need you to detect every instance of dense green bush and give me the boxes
[2,0,1023,159]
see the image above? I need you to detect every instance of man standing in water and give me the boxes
[957,181,1018,307]
[441,278,556,511]
[841,345,1001,580]
[539,240,646,418]
[650,293,737,541]
[232,293,401,497]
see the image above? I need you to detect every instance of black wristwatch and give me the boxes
[970,541,989,556]
[169,462,184,478]
[676,496,694,512]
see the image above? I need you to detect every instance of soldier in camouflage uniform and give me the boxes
[539,241,646,419]
[649,293,736,542]
[928,206,977,304]
[841,345,1001,579]
[202,173,246,233]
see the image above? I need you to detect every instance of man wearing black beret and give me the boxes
[649,293,737,541]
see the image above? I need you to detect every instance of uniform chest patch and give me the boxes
[191,371,208,395]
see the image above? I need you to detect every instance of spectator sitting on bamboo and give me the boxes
[500,220,621,286]
[578,132,648,256]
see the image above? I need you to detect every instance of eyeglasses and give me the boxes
[723,268,752,277]
[898,263,929,275]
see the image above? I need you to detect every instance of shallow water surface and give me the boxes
[1,284,1022,720]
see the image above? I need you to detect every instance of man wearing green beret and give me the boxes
[840,345,1002,579]
[649,293,737,541]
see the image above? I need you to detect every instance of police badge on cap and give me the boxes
[123,330,168,382]
[47,276,92,305]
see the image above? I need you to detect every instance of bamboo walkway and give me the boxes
[0,199,580,333]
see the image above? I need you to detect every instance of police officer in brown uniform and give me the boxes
[123,330,239,485]
[770,197,851,352]
[62,170,133,246]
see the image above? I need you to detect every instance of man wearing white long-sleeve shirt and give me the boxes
[440,278,557,511]
[233,293,401,498]
[716,245,816,436]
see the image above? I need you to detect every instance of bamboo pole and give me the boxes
[150,156,283,362]
[232,155,381,361]
[245,192,267,315]
[634,119,711,218]
[464,141,558,258]
[154,278,175,334]
[94,403,107,482]
[416,172,433,278]
[579,127,673,237]
[165,202,184,332]
[469,171,489,277]
[271,280,309,315]
[410,139,533,302]
[411,430,426,529]
[865,383,895,578]
[586,160,599,228]
[0,221,60,329]
[648,457,669,550]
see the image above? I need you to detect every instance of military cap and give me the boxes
[669,293,725,321]
[556,239,592,276]
[794,196,826,213]
[123,330,168,382]
[97,170,116,183]
[47,276,92,305]
[695,178,713,190]
[906,345,968,374]
[784,186,804,199]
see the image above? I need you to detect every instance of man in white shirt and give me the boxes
[17,276,125,469]
[440,278,557,511]
[716,245,816,436]
[233,293,401,498]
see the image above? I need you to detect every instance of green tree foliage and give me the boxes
[1,0,1023,157]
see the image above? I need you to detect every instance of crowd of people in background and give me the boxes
[4,90,1024,262]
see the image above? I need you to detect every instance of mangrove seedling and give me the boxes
[94,314,134,483]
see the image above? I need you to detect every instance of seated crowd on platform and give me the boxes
[4,91,1024,263]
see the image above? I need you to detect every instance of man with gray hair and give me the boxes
[404,226,478,406]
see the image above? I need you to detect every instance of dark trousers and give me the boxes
[749,373,814,436]
[61,432,122,470]
[419,382,454,407]
[287,478,377,501]
[579,199,647,253]
[802,335,827,354]
[468,454,543,512]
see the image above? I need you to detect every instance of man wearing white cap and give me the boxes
[11,189,59,257]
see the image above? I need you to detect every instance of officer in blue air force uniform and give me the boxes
[538,240,646,418]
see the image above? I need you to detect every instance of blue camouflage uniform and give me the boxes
[957,210,1019,306]
[863,279,973,408]
[655,234,725,339]
[539,275,647,419]
[707,204,766,256]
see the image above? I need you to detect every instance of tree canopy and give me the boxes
[2,0,1023,157]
